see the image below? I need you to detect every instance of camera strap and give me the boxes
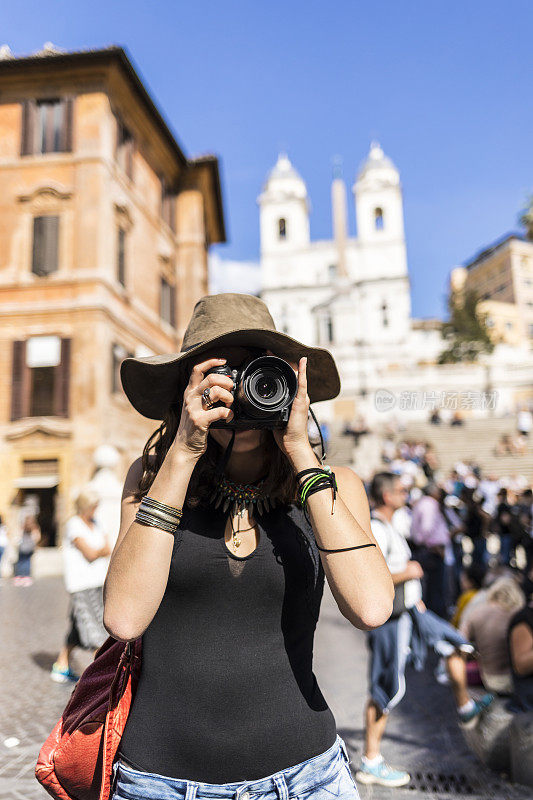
[309,405,327,463]
[215,428,236,478]
[214,405,325,478]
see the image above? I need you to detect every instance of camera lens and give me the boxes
[256,375,278,400]
[238,355,298,419]
[249,369,285,408]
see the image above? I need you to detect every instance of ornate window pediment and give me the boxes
[6,419,71,441]
[18,185,72,207]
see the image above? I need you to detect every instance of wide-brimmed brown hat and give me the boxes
[120,293,341,420]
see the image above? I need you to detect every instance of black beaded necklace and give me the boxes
[212,474,277,551]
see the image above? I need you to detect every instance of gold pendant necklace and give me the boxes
[229,514,255,549]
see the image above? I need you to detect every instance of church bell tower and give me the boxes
[258,153,310,257]
[353,141,405,243]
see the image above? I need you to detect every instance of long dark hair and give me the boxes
[132,370,299,508]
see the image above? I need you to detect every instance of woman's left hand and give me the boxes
[271,355,315,465]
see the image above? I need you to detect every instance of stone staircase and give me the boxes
[394,418,533,480]
[323,430,355,465]
[325,418,533,481]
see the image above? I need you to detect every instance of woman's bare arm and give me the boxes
[272,357,394,631]
[102,448,198,641]
[300,464,394,630]
[103,357,235,642]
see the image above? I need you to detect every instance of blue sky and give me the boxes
[4,1,532,317]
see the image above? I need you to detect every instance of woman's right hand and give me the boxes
[172,357,235,461]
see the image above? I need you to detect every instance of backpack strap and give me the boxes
[99,641,137,800]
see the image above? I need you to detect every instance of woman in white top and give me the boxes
[51,486,112,683]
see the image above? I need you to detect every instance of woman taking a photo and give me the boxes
[104,293,394,800]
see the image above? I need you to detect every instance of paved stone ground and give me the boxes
[314,588,531,800]
[0,576,531,800]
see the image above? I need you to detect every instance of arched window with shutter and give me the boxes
[278,218,287,239]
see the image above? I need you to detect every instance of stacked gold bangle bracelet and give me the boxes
[135,495,183,535]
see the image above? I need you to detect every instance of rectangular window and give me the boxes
[30,366,56,416]
[161,177,177,232]
[160,277,176,327]
[32,216,59,275]
[11,337,70,420]
[116,117,134,179]
[318,314,334,344]
[40,100,58,152]
[21,98,73,155]
[117,229,126,286]
[111,342,134,394]
[326,315,334,343]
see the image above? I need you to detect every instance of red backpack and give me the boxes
[36,636,142,800]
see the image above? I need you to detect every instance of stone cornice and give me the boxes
[0,276,180,352]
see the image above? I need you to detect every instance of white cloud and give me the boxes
[208,253,261,296]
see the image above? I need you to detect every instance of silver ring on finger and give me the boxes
[202,387,214,409]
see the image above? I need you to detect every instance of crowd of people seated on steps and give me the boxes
[354,463,533,786]
[364,463,533,713]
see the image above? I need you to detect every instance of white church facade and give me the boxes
[211,144,533,424]
[259,144,443,421]
[260,145,411,347]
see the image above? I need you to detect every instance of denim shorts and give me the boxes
[111,734,360,800]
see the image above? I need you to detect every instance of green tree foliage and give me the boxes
[519,195,533,241]
[439,289,494,363]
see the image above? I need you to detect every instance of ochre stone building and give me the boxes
[451,234,533,347]
[0,46,225,545]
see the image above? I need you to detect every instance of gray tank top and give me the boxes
[118,501,337,782]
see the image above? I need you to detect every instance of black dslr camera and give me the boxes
[207,355,298,429]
